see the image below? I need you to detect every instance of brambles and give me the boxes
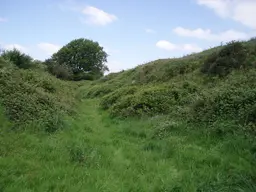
[108,86,182,117]
[201,41,248,76]
[100,86,138,109]
[0,60,76,132]
[75,39,256,136]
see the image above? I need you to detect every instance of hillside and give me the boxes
[84,40,256,128]
[0,40,256,191]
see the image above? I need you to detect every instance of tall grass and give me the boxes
[1,100,255,191]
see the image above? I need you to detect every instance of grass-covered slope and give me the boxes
[83,40,256,134]
[0,40,256,191]
[0,57,77,132]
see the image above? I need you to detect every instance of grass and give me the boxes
[1,40,256,191]
[1,99,255,191]
[84,40,256,136]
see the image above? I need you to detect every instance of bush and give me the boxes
[0,66,76,132]
[45,59,98,81]
[73,72,95,81]
[201,41,247,76]
[109,86,182,117]
[85,84,118,98]
[133,60,201,84]
[192,83,256,125]
[45,59,73,80]
[79,38,256,134]
[0,57,12,68]
[1,49,34,69]
[100,86,138,109]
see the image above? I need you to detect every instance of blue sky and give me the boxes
[1,0,256,72]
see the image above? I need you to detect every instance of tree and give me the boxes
[1,48,33,69]
[51,38,109,80]
[45,58,73,80]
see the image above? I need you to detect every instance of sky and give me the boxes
[1,0,256,73]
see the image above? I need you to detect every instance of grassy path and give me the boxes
[64,99,181,191]
[0,99,256,191]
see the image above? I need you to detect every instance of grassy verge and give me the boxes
[1,99,255,191]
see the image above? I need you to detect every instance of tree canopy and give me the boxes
[1,48,33,69]
[50,38,109,80]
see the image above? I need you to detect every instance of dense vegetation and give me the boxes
[0,55,77,132]
[85,40,256,132]
[1,48,35,69]
[0,39,256,191]
[45,38,109,81]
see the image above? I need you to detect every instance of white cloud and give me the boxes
[233,1,256,30]
[197,0,231,18]
[82,6,117,26]
[4,44,27,52]
[196,0,256,29]
[58,2,117,26]
[145,28,156,34]
[156,40,202,52]
[156,40,177,51]
[37,43,61,55]
[0,17,7,22]
[173,27,250,42]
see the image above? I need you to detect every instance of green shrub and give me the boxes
[109,86,182,117]
[85,84,117,98]
[98,72,120,82]
[80,39,256,133]
[192,85,256,125]
[45,59,99,81]
[1,49,34,69]
[103,82,203,118]
[133,60,201,84]
[0,57,12,68]
[0,66,76,132]
[32,59,43,65]
[182,81,198,94]
[31,60,48,71]
[73,73,92,81]
[45,59,73,80]
[100,86,138,109]
[201,41,247,76]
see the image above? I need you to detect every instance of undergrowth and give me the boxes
[1,100,255,191]
[80,40,256,135]
[0,58,77,132]
[1,39,256,191]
